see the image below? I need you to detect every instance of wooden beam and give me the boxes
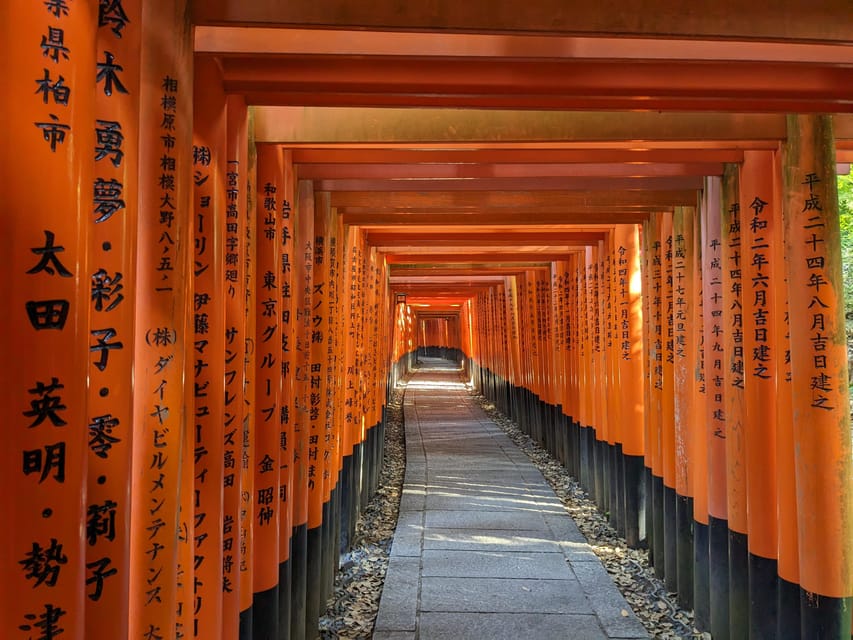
[341,211,652,225]
[191,0,853,44]
[254,107,792,143]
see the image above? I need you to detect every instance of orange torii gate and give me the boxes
[3,2,853,639]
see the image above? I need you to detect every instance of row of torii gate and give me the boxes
[2,1,853,639]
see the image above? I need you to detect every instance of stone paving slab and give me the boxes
[418,612,610,640]
[375,361,649,639]
[419,576,591,613]
[421,528,560,553]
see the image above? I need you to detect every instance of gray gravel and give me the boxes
[319,373,709,639]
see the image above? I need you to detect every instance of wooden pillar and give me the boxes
[739,149,781,638]
[292,179,315,640]
[87,1,140,637]
[253,144,284,638]
[129,1,193,638]
[2,4,97,640]
[721,163,749,638]
[614,225,645,549]
[278,149,296,637]
[660,211,677,592]
[783,114,852,637]
[701,175,730,640]
[672,206,696,609]
[238,129,257,639]
[192,55,227,640]
[222,94,249,640]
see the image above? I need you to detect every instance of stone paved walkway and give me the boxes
[374,358,649,640]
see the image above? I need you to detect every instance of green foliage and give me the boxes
[839,167,853,317]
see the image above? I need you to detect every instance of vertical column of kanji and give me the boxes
[566,254,580,476]
[222,94,248,640]
[782,114,852,636]
[1,3,95,640]
[85,1,138,636]
[238,133,257,639]
[304,192,329,631]
[277,150,296,637]
[639,221,655,555]
[614,225,645,549]
[576,251,591,490]
[721,163,749,636]
[130,0,192,638]
[672,206,695,609]
[191,56,226,640]
[604,236,622,534]
[700,176,729,639]
[658,212,677,591]
[586,249,600,491]
[645,215,665,576]
[528,270,543,440]
[329,212,346,566]
[291,180,315,640]
[739,149,780,638]
[507,276,522,422]
[340,226,362,556]
[552,262,568,466]
[253,145,283,638]
[594,242,610,514]
[774,154,799,638]
[691,200,711,632]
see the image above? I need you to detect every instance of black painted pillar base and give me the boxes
[321,496,336,608]
[305,524,323,639]
[777,576,800,639]
[748,553,778,639]
[579,426,592,494]
[253,583,280,640]
[694,520,710,632]
[290,523,308,640]
[800,589,852,638]
[613,443,625,538]
[623,454,644,548]
[652,475,665,580]
[239,607,253,640]
[709,515,731,640]
[663,484,677,592]
[608,444,619,531]
[279,556,292,640]
[729,529,749,639]
[644,467,654,562]
[675,493,694,610]
[340,454,353,554]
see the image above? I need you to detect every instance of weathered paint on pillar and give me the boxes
[2,3,97,639]
[783,114,852,634]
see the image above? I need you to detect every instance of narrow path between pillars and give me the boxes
[374,357,649,640]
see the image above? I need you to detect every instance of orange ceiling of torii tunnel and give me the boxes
[192,2,853,311]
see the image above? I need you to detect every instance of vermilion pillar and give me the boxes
[223,93,249,640]
[130,1,193,638]
[2,4,97,640]
[87,2,139,637]
[254,144,284,638]
[739,149,781,638]
[192,56,227,640]
[672,206,696,608]
[700,176,729,639]
[614,225,645,549]
[721,163,749,637]
[783,114,852,637]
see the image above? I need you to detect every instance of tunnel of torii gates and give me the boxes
[3,2,853,640]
